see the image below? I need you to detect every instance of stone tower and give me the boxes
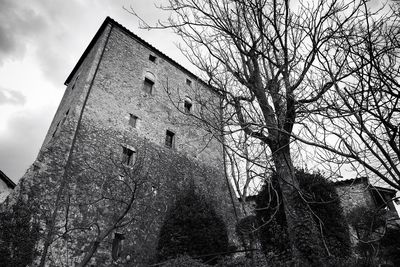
[10,17,237,266]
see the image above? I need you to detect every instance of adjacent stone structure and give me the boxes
[7,17,237,266]
[0,170,16,203]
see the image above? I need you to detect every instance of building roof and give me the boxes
[65,17,207,88]
[0,170,16,189]
[332,176,369,186]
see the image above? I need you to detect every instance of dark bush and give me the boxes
[156,187,229,265]
[255,169,351,263]
[255,175,291,261]
[348,206,399,266]
[380,226,400,266]
[296,169,351,258]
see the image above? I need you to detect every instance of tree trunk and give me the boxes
[272,145,323,265]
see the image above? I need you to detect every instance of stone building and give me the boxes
[8,17,237,266]
[334,177,398,218]
[0,170,16,203]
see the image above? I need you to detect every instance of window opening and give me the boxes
[111,233,125,261]
[184,99,192,114]
[52,121,61,137]
[165,130,175,148]
[129,114,138,128]
[143,78,154,95]
[149,55,156,62]
[71,75,79,90]
[121,147,136,166]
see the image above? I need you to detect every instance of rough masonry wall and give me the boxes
[62,122,237,265]
[1,21,237,266]
[86,25,223,169]
[335,181,374,215]
[55,24,236,265]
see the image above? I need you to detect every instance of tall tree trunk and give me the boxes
[272,145,323,265]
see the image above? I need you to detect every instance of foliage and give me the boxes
[255,175,291,261]
[296,169,352,258]
[347,206,399,266]
[157,187,229,265]
[0,195,40,267]
[380,226,400,266]
[255,169,351,263]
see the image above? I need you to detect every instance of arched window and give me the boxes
[143,72,155,95]
[184,97,193,114]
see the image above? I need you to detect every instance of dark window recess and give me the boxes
[121,147,136,166]
[143,78,154,94]
[129,114,138,128]
[66,109,70,115]
[52,121,60,137]
[111,233,125,261]
[184,100,192,114]
[165,130,175,148]
[186,79,192,86]
[149,55,156,62]
[71,75,79,90]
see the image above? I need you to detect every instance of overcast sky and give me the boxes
[0,0,190,182]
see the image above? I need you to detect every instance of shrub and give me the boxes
[348,206,399,266]
[296,169,351,258]
[380,226,400,266]
[255,174,291,261]
[255,169,351,263]
[157,187,229,265]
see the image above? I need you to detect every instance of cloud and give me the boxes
[0,106,53,182]
[0,87,26,106]
[0,0,47,64]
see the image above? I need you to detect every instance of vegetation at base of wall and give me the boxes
[348,206,400,266]
[0,185,40,267]
[255,169,351,264]
[156,186,229,265]
[255,173,291,261]
[380,226,400,266]
[296,169,352,258]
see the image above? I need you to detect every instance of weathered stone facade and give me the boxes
[6,17,238,266]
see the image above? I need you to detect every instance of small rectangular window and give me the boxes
[149,55,156,62]
[143,78,154,95]
[184,100,192,114]
[165,130,175,148]
[122,147,136,166]
[52,121,61,137]
[186,79,192,86]
[71,75,79,90]
[129,114,138,128]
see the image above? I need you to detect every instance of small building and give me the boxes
[0,170,16,203]
[334,177,399,219]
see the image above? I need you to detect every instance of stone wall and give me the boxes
[335,179,374,215]
[3,18,238,266]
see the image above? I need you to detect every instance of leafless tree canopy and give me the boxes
[130,0,400,263]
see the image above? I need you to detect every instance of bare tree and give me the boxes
[129,0,395,263]
[301,2,400,190]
